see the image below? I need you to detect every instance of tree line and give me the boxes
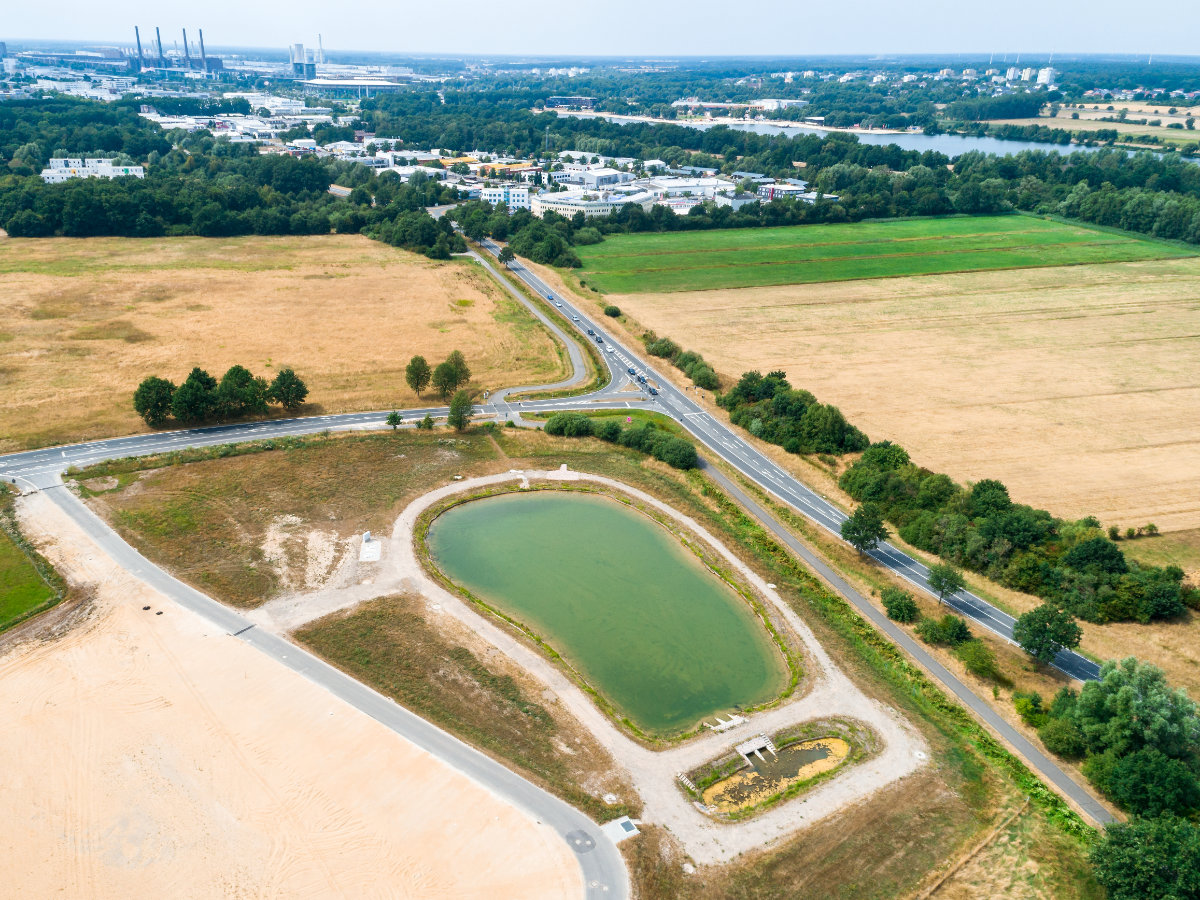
[838,441,1194,624]
[404,350,471,399]
[543,412,698,469]
[133,366,308,427]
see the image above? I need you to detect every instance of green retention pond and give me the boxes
[426,491,788,736]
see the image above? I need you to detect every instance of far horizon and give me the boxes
[4,0,1198,58]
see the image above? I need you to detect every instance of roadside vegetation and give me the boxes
[0,484,68,633]
[543,411,697,469]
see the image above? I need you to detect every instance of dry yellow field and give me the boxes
[0,234,566,451]
[610,256,1200,533]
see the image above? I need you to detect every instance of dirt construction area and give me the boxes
[0,234,566,452]
[0,491,581,899]
[611,256,1200,533]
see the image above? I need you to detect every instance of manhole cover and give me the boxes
[566,830,596,854]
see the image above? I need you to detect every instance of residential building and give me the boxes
[40,158,145,183]
[1037,67,1057,86]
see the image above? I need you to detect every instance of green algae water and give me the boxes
[426,491,787,735]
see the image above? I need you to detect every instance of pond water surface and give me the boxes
[426,491,787,735]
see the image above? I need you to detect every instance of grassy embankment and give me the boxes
[0,234,569,451]
[75,426,1100,899]
[574,214,1193,293]
[0,485,66,632]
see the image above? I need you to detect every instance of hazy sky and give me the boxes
[5,0,1196,57]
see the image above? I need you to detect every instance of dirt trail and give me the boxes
[1,491,582,899]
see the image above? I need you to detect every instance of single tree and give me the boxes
[447,390,472,431]
[445,350,471,388]
[927,562,965,604]
[267,368,308,411]
[386,411,402,430]
[171,367,217,425]
[405,355,431,398]
[841,502,888,553]
[215,365,268,420]
[419,413,435,430]
[1090,816,1200,900]
[431,361,459,399]
[133,376,176,427]
[1073,657,1200,759]
[881,587,919,623]
[498,246,515,267]
[1013,603,1082,665]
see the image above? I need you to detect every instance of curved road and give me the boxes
[0,232,1113,862]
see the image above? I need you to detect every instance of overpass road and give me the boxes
[0,231,1112,868]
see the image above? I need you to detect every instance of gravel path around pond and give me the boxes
[256,467,929,866]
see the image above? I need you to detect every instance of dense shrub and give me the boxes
[916,614,972,647]
[543,415,698,470]
[955,639,1001,680]
[719,370,868,456]
[881,587,919,623]
[603,304,621,317]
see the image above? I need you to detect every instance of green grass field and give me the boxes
[575,216,1195,293]
[0,490,56,631]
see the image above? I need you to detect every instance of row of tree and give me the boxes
[717,370,870,456]
[404,350,471,399]
[133,366,308,427]
[838,441,1194,624]
[543,412,698,469]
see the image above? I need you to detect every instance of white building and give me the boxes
[481,185,530,211]
[531,189,652,219]
[1037,67,1057,86]
[40,158,145,183]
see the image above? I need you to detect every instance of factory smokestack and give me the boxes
[199,30,207,71]
[155,27,165,66]
[134,26,145,67]
[182,29,191,67]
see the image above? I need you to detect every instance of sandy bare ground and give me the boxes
[254,469,928,866]
[610,257,1200,532]
[0,492,582,899]
[0,235,565,451]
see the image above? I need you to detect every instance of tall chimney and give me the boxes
[155,27,165,66]
[199,30,207,71]
[134,26,145,67]
[182,29,191,67]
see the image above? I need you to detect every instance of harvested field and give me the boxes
[0,234,567,451]
[0,491,582,899]
[610,255,1200,532]
[575,216,1191,294]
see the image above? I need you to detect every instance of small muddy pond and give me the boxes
[702,737,851,814]
[425,491,787,735]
